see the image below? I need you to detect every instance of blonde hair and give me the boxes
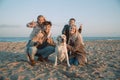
[69,25,84,45]
[69,25,79,38]
[37,15,46,22]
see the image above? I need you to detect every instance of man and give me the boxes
[36,21,55,62]
[28,21,55,65]
[26,15,46,40]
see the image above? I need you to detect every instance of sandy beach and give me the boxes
[0,40,120,80]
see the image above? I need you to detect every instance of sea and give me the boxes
[0,37,120,42]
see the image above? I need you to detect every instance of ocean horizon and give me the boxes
[0,37,120,42]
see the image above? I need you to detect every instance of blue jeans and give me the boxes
[36,46,55,58]
[69,57,79,66]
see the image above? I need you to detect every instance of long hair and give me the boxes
[68,25,79,43]
[68,25,84,45]
[37,15,46,21]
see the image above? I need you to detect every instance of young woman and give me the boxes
[67,25,87,66]
[26,15,47,65]
[26,15,46,39]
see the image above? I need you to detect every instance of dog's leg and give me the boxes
[85,57,87,63]
[54,55,57,67]
[65,51,71,67]
[54,48,58,67]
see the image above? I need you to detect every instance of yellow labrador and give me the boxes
[54,34,70,67]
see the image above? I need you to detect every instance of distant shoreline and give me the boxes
[0,37,120,42]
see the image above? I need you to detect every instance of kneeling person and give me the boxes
[26,30,45,66]
[26,21,55,65]
[67,25,87,66]
[36,21,55,62]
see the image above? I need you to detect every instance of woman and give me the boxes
[26,15,47,65]
[26,15,46,40]
[67,25,87,66]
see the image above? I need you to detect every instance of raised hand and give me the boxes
[78,24,83,33]
[28,20,37,28]
[80,24,83,29]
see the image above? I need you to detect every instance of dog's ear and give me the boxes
[57,35,60,41]
[62,34,66,40]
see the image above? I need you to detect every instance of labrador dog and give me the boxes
[54,34,70,67]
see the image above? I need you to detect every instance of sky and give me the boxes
[0,0,120,37]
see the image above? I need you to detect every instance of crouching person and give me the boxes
[25,15,46,66]
[36,21,55,62]
[26,21,55,65]
[67,25,87,66]
[25,30,45,66]
[26,45,37,66]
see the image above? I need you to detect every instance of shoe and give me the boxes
[37,55,44,62]
[44,57,50,62]
[31,60,36,66]
[27,53,36,66]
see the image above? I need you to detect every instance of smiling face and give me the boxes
[37,16,46,24]
[69,25,77,35]
[57,34,66,43]
[43,21,52,34]
[69,20,75,26]
[44,24,51,34]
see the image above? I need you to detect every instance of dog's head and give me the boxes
[57,34,66,44]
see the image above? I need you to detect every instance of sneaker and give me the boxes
[37,55,44,62]
[31,60,36,66]
[44,57,50,62]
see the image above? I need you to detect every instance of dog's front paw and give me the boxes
[68,64,71,67]
[54,64,57,68]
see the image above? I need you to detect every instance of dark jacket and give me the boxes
[62,24,70,44]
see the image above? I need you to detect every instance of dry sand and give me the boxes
[0,40,120,80]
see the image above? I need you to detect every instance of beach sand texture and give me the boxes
[0,40,120,80]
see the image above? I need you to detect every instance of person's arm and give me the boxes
[26,20,37,28]
[62,25,67,34]
[67,44,74,52]
[78,24,82,33]
[47,38,56,46]
[67,36,84,53]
